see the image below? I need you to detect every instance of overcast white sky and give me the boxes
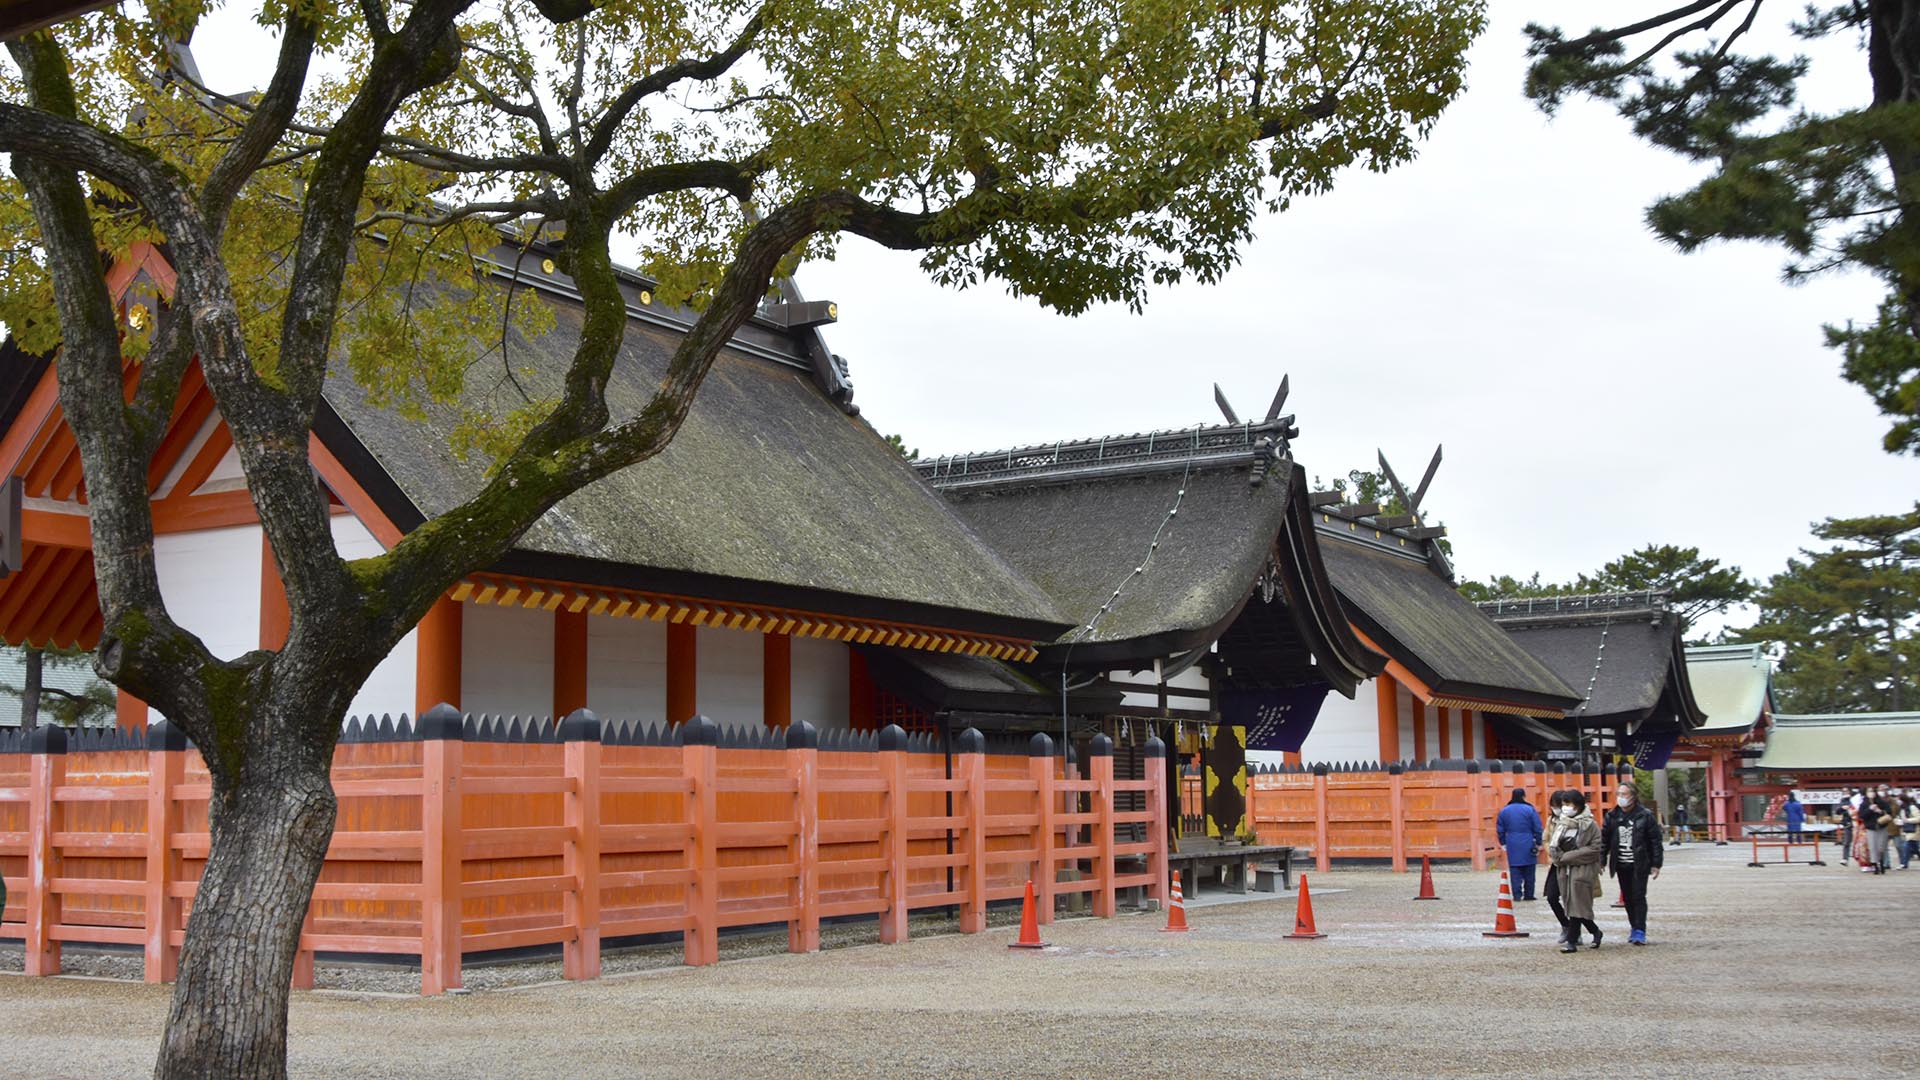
[799,5,1920,603]
[184,2,1919,604]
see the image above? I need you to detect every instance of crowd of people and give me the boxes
[1817,787,1920,873]
[1494,782,1663,953]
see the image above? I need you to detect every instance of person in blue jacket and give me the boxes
[1496,789,1544,900]
[1783,792,1806,843]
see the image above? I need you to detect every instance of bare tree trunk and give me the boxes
[154,751,335,1080]
[20,648,41,732]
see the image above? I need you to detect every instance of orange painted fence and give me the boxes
[1248,759,1623,872]
[0,709,1166,995]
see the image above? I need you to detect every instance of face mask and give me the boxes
[1619,792,1636,806]
[1557,806,1575,819]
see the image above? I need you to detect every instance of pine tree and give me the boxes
[1523,4,1920,455]
[1745,504,1920,712]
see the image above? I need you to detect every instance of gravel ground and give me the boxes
[1,843,1912,1079]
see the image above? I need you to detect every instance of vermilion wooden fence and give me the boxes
[0,709,1167,995]
[1247,759,1623,872]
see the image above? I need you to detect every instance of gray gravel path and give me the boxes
[2,843,1911,1078]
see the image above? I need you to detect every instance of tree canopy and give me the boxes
[1523,3,1920,456]
[1743,503,1920,712]
[0,1,1487,1074]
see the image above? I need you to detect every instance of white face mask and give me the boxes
[1557,806,1575,819]
[1618,792,1636,806]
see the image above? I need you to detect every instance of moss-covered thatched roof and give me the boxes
[320,285,1066,639]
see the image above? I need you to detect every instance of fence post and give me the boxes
[786,721,820,953]
[955,727,987,932]
[1388,763,1407,872]
[1144,736,1168,907]
[877,724,909,944]
[143,720,184,983]
[1028,733,1056,925]
[681,715,719,966]
[561,708,602,980]
[24,723,65,976]
[1313,764,1331,873]
[419,703,464,995]
[1467,762,1486,870]
[1088,734,1115,917]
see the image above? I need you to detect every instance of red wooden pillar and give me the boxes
[1283,750,1302,768]
[259,532,290,651]
[1411,702,1428,764]
[553,608,589,721]
[116,689,147,730]
[667,622,697,725]
[763,632,791,730]
[419,706,464,995]
[877,724,909,943]
[1376,675,1400,764]
[849,648,875,731]
[1437,706,1452,759]
[1388,764,1407,873]
[561,708,601,980]
[786,721,820,953]
[956,728,988,932]
[24,724,65,975]
[1145,735,1168,907]
[415,597,463,718]
[1089,734,1116,917]
[1462,709,1479,759]
[681,716,718,966]
[1467,764,1488,871]
[1029,735,1058,925]
[143,721,183,982]
[1313,766,1331,874]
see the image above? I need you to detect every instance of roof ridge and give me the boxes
[916,418,1293,493]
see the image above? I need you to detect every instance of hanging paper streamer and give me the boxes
[1221,685,1332,753]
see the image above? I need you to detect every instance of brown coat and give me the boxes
[1548,815,1603,921]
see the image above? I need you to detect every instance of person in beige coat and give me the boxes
[1548,789,1604,953]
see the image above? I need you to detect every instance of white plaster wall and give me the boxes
[1297,679,1382,765]
[695,624,762,728]
[792,636,849,730]
[1397,687,1417,762]
[155,523,263,662]
[461,600,553,718]
[333,514,416,720]
[585,616,666,728]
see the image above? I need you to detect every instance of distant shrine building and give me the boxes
[0,237,1811,853]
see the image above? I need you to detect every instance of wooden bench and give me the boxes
[1169,843,1293,895]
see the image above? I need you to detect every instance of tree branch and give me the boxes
[200,14,319,233]
[579,5,767,168]
[600,157,760,219]
[1540,0,1742,57]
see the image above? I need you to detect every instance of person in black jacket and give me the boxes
[1602,781,1664,945]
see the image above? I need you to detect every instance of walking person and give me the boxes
[1784,792,1805,845]
[1548,790,1604,953]
[1541,790,1572,943]
[1862,794,1892,874]
[1899,795,1919,870]
[1671,799,1689,846]
[1836,802,1854,865]
[1602,781,1663,945]
[1496,789,1543,901]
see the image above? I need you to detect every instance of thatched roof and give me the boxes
[319,276,1066,639]
[1483,598,1705,733]
[1319,536,1579,711]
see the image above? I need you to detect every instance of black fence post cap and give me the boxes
[681,714,717,746]
[1311,763,1329,776]
[559,708,600,742]
[786,719,819,750]
[1143,736,1166,759]
[1466,761,1482,774]
[28,724,67,754]
[1387,762,1404,775]
[146,718,188,752]
[877,723,908,752]
[418,703,465,741]
[1028,732,1054,758]
[953,727,985,755]
[1087,733,1113,758]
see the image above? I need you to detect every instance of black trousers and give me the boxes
[1544,865,1565,926]
[1616,865,1651,932]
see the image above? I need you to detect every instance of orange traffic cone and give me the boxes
[1160,870,1191,933]
[1010,878,1046,949]
[1414,855,1440,900]
[1482,870,1530,938]
[1284,873,1326,939]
